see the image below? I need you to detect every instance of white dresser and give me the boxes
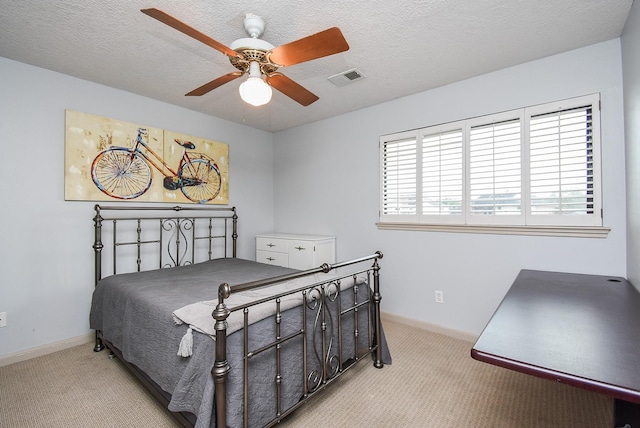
[256,233,336,270]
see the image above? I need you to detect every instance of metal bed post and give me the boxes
[372,251,384,368]
[93,204,104,286]
[212,282,232,428]
[231,208,238,258]
[93,204,105,352]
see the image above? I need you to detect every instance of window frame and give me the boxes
[378,94,608,237]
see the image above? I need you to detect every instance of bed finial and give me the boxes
[218,282,231,300]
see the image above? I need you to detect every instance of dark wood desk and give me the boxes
[471,269,640,428]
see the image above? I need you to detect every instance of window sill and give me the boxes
[375,222,610,238]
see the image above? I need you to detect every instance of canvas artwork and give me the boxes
[64,110,229,204]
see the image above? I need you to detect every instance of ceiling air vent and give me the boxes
[328,68,365,86]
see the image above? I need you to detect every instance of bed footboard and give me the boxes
[212,251,384,428]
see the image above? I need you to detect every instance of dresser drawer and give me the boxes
[256,250,289,267]
[255,233,335,270]
[288,239,314,270]
[256,237,288,253]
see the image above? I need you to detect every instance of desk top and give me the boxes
[471,269,640,403]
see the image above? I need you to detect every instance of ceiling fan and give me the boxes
[141,8,350,107]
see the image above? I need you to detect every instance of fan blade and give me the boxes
[267,74,319,106]
[141,8,240,58]
[186,72,243,96]
[268,27,349,67]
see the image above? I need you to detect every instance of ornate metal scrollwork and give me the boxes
[325,280,339,302]
[307,369,321,392]
[305,281,341,392]
[161,218,194,267]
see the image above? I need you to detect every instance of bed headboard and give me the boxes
[93,204,237,284]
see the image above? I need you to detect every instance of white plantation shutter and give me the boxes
[527,96,599,225]
[422,127,463,220]
[380,135,417,220]
[379,93,602,230]
[529,109,593,213]
[468,115,523,224]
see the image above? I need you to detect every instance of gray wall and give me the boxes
[274,39,627,337]
[0,57,275,357]
[622,0,640,287]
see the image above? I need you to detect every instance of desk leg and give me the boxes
[615,399,640,428]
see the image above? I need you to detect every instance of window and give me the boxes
[379,94,604,234]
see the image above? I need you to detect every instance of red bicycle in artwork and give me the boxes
[91,128,222,203]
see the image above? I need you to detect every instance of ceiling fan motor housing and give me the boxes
[229,14,277,75]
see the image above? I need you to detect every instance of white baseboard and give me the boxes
[0,333,94,368]
[381,311,477,343]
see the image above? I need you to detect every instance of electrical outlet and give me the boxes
[435,291,444,304]
[0,312,6,327]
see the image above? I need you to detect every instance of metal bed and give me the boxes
[90,204,387,427]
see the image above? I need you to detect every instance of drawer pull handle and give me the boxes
[267,257,275,261]
[267,243,275,248]
[295,246,306,251]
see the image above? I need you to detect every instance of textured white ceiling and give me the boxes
[0,0,633,132]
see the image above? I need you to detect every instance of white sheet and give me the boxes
[172,271,366,356]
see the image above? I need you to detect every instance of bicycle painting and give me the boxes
[64,110,228,204]
[91,128,222,203]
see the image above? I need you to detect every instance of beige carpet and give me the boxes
[0,320,613,427]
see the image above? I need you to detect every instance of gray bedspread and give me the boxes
[90,258,391,427]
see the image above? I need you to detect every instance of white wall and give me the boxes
[274,39,627,337]
[622,0,640,287]
[0,57,275,357]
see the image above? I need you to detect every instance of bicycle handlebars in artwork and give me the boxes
[64,110,228,205]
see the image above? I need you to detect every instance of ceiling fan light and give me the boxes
[239,76,272,106]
